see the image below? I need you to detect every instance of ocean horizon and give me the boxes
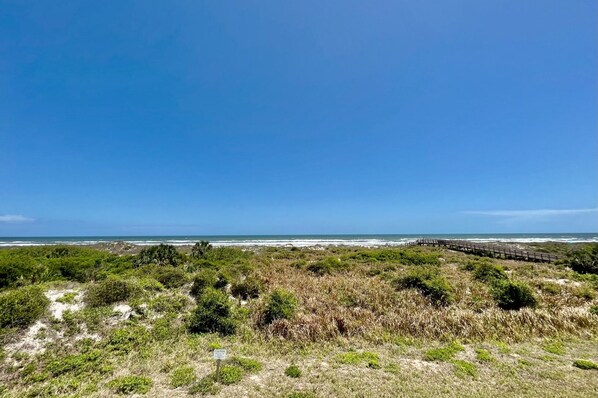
[1,233,597,247]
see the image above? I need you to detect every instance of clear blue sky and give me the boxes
[1,1,596,236]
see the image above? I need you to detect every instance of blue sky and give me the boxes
[1,1,596,236]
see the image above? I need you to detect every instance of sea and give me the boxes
[0,233,597,247]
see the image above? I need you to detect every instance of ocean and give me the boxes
[0,233,596,247]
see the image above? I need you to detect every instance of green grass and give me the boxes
[108,375,153,394]
[452,359,478,378]
[336,351,380,368]
[573,359,598,370]
[543,341,565,355]
[217,365,244,385]
[475,348,494,362]
[169,365,196,388]
[285,365,302,378]
[424,342,465,361]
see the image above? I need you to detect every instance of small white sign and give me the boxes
[213,349,227,360]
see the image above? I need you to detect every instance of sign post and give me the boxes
[213,349,227,383]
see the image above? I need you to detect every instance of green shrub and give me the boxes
[492,281,537,310]
[565,244,598,274]
[136,244,182,267]
[0,254,42,288]
[230,275,262,300]
[424,342,464,361]
[105,326,150,354]
[149,294,189,313]
[573,359,598,370]
[153,267,188,288]
[590,305,598,315]
[452,359,477,378]
[85,278,136,307]
[189,376,220,395]
[0,286,49,328]
[396,268,453,306]
[229,357,262,373]
[336,351,380,368]
[284,365,302,378]
[307,257,344,275]
[108,375,153,394]
[474,348,494,362]
[170,365,196,387]
[46,350,104,376]
[191,241,213,260]
[188,289,237,335]
[263,289,297,324]
[218,365,243,385]
[472,262,508,285]
[191,269,216,297]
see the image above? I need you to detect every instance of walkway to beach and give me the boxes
[415,239,562,263]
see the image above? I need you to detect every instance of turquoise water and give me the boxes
[1,233,596,247]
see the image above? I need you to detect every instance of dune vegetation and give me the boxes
[0,242,597,397]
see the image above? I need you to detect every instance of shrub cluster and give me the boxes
[136,244,182,267]
[565,244,598,274]
[190,269,228,298]
[0,286,49,328]
[188,288,237,335]
[108,375,153,394]
[230,275,262,300]
[263,289,297,324]
[395,267,453,306]
[153,266,188,288]
[307,257,346,275]
[463,258,536,311]
[85,278,136,307]
[191,241,213,260]
[492,281,537,310]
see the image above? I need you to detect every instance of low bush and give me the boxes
[565,244,598,274]
[189,376,220,395]
[46,350,104,376]
[395,268,453,306]
[472,262,508,285]
[424,342,464,361]
[452,359,477,378]
[492,281,537,310]
[188,289,237,335]
[307,257,345,276]
[105,326,151,354]
[190,269,228,298]
[230,275,262,300]
[170,365,196,388]
[336,351,380,368]
[149,294,189,313]
[218,365,243,385]
[191,241,213,260]
[263,289,297,324]
[285,365,302,378]
[136,244,182,267]
[0,254,42,289]
[229,357,262,373]
[85,278,136,307]
[590,305,598,315]
[0,286,49,328]
[108,375,153,394]
[573,359,598,370]
[153,267,188,288]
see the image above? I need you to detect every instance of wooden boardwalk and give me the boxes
[414,239,561,263]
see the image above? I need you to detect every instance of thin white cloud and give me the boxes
[462,208,598,219]
[0,214,35,223]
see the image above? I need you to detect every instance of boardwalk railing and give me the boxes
[414,239,561,263]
